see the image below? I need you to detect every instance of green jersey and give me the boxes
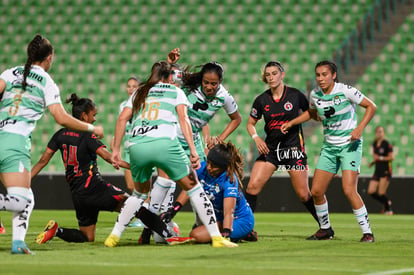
[0,65,61,138]
[309,82,364,146]
[125,82,188,146]
[176,84,238,140]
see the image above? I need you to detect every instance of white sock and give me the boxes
[160,180,176,213]
[149,177,175,214]
[12,188,34,242]
[0,187,30,212]
[315,201,331,229]
[186,183,221,237]
[111,196,144,237]
[353,205,372,234]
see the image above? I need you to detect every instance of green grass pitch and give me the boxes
[0,210,413,275]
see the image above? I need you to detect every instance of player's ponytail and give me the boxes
[22,34,54,90]
[132,61,171,114]
[66,93,96,120]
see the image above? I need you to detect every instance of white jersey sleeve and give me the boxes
[342,83,364,105]
[220,85,238,114]
[43,75,61,106]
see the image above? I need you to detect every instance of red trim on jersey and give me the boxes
[84,169,93,188]
[46,146,57,153]
[95,145,106,153]
[112,195,123,202]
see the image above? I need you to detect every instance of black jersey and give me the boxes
[47,128,105,189]
[372,139,393,176]
[250,86,309,150]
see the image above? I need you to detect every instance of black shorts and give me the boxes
[372,167,392,181]
[256,146,308,171]
[71,175,126,227]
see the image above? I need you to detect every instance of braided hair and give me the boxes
[22,34,54,90]
[65,93,96,120]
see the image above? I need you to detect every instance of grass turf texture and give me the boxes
[0,211,413,275]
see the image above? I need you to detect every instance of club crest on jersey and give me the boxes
[251,108,258,116]
[333,96,341,105]
[284,101,293,111]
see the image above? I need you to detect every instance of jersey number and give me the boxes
[141,102,160,120]
[8,94,22,116]
[62,144,82,176]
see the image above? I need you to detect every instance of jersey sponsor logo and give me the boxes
[12,68,44,83]
[63,131,80,137]
[131,125,159,137]
[0,119,17,128]
[284,101,293,111]
[326,122,342,130]
[271,112,285,118]
[268,120,288,130]
[323,106,335,118]
[192,101,209,111]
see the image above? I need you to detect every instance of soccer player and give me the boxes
[32,94,130,243]
[118,76,140,194]
[162,142,255,243]
[104,61,238,247]
[245,61,319,225]
[142,51,242,242]
[0,34,103,254]
[281,60,377,242]
[368,126,394,214]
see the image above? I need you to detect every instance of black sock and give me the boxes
[303,197,319,225]
[378,195,391,210]
[370,193,382,203]
[136,206,171,239]
[56,228,88,243]
[244,192,257,212]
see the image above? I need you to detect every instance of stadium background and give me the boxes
[1,0,413,212]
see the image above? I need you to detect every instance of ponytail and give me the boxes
[22,34,54,90]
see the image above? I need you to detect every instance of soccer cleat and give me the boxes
[128,219,145,228]
[11,240,35,255]
[165,236,195,245]
[360,233,375,243]
[138,227,152,244]
[384,210,394,215]
[306,227,335,240]
[36,220,58,244]
[104,234,120,247]
[243,229,258,242]
[0,218,5,234]
[212,236,239,247]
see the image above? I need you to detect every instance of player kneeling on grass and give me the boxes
[32,94,131,243]
[161,142,255,243]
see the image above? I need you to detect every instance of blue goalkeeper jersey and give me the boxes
[196,161,251,222]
